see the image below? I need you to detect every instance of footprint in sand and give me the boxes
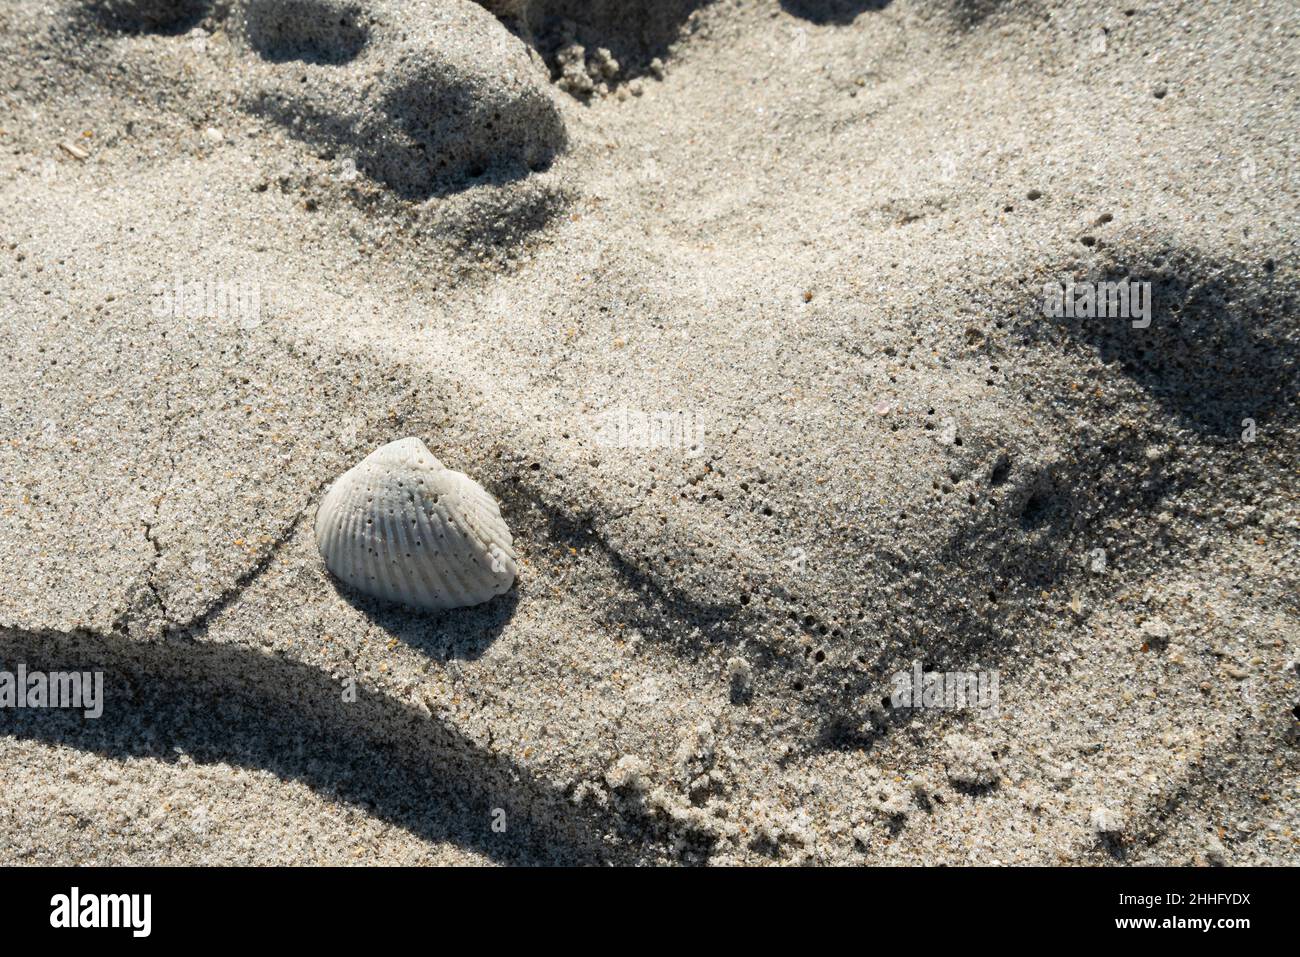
[79,0,568,199]
[239,0,567,198]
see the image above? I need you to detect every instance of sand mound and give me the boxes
[240,0,567,197]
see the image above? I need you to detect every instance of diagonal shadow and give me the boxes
[1038,243,1298,439]
[502,482,754,653]
[0,624,638,865]
[806,423,1214,752]
[807,240,1296,753]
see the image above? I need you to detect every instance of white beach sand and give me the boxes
[0,0,1296,864]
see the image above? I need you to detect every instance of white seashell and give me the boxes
[314,437,517,610]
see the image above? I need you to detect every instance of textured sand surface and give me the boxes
[0,0,1296,864]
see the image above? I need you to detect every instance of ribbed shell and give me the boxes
[314,437,517,610]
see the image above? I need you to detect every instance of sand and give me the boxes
[0,0,1296,865]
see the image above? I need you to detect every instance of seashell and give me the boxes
[314,437,517,610]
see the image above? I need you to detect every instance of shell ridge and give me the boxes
[411,496,445,606]
[426,471,480,605]
[377,489,406,605]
